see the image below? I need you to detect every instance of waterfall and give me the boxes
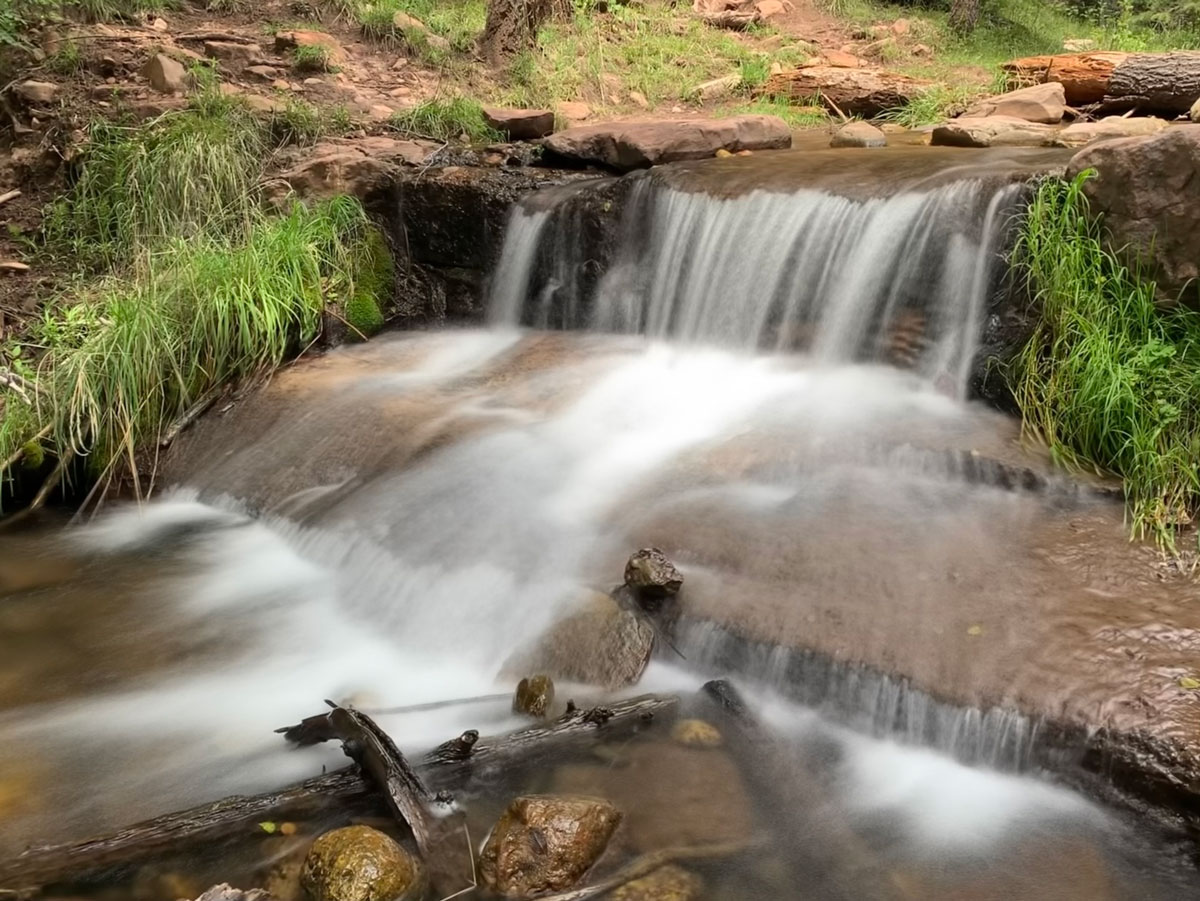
[489,173,1026,394]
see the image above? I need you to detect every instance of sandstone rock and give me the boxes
[479,796,621,897]
[670,718,723,748]
[275,31,347,65]
[392,11,429,30]
[625,547,683,598]
[1067,125,1200,303]
[268,136,439,201]
[150,16,168,31]
[962,82,1065,124]
[15,80,60,105]
[556,100,593,122]
[504,591,653,688]
[822,49,861,68]
[695,72,742,101]
[368,104,394,120]
[1052,115,1168,147]
[629,90,650,109]
[513,673,555,716]
[1191,95,1200,122]
[482,106,555,140]
[830,119,886,148]
[611,865,703,901]
[754,0,789,20]
[762,65,930,117]
[892,17,910,34]
[245,65,279,80]
[204,40,263,62]
[190,887,274,901]
[546,116,790,171]
[142,53,188,94]
[930,116,1056,147]
[554,741,755,852]
[300,825,422,901]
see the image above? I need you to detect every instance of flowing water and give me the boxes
[3,149,1200,900]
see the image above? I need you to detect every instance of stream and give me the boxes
[3,148,1200,900]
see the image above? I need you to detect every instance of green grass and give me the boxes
[389,96,501,142]
[879,83,982,126]
[1012,173,1200,548]
[333,0,483,54]
[728,96,830,127]
[292,43,336,72]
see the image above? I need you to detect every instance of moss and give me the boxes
[20,440,45,470]
[342,227,392,340]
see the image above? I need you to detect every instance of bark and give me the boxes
[948,0,981,34]
[1102,52,1200,114]
[0,694,679,897]
[760,66,931,118]
[479,0,572,63]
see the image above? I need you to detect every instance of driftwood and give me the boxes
[1002,51,1200,113]
[0,693,678,896]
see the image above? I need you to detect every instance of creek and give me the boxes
[3,147,1200,900]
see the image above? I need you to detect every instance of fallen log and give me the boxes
[760,66,931,118]
[1002,51,1200,113]
[0,693,678,897]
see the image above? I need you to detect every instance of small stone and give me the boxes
[695,73,741,102]
[141,53,188,94]
[388,86,410,97]
[104,76,116,85]
[15,80,59,104]
[624,547,683,600]
[611,865,703,901]
[392,57,409,69]
[392,10,428,30]
[734,149,752,155]
[891,17,910,35]
[823,49,861,68]
[245,65,278,80]
[912,42,931,56]
[513,674,555,717]
[303,76,323,85]
[272,79,290,90]
[0,261,31,273]
[368,104,394,120]
[715,148,734,157]
[670,719,722,749]
[301,825,423,901]
[483,106,555,140]
[203,40,263,62]
[629,90,649,109]
[830,119,887,148]
[150,16,168,31]
[556,100,592,122]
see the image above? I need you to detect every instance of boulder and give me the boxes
[930,116,1056,147]
[300,825,422,901]
[1051,115,1168,147]
[545,116,789,170]
[267,136,440,202]
[513,673,555,716]
[961,82,1065,124]
[625,548,683,599]
[203,40,263,62]
[503,590,654,688]
[611,865,704,901]
[478,795,621,897]
[830,120,886,148]
[142,53,188,94]
[14,80,59,105]
[274,31,347,65]
[190,887,275,901]
[1067,125,1200,303]
[482,106,555,140]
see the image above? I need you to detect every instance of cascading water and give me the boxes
[3,149,1200,899]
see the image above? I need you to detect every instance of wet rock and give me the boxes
[190,886,275,901]
[300,825,422,901]
[204,40,263,62]
[274,30,347,65]
[142,53,188,94]
[14,80,59,104]
[930,116,1055,147]
[504,591,654,688]
[830,120,886,148]
[1191,95,1200,122]
[625,548,683,600]
[1067,125,1200,304]
[554,741,755,852]
[483,106,555,140]
[1051,115,1168,147]
[962,82,1066,124]
[513,673,555,716]
[479,795,621,897]
[670,718,723,748]
[611,865,703,900]
[267,136,440,202]
[546,116,790,171]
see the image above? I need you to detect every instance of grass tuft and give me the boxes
[389,96,501,142]
[1012,172,1200,548]
[879,84,981,127]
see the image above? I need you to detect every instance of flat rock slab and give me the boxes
[963,82,1066,124]
[932,116,1057,147]
[1052,115,1168,147]
[267,136,441,202]
[544,116,791,171]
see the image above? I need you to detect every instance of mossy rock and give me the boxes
[20,439,45,470]
[669,719,722,749]
[513,674,555,717]
[342,226,393,340]
[300,825,423,901]
[344,291,384,339]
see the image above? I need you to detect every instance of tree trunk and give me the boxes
[948,0,981,34]
[1001,51,1200,111]
[480,0,572,63]
[760,66,931,118]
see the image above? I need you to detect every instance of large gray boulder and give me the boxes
[962,82,1066,124]
[1067,125,1200,304]
[544,116,791,170]
[931,116,1056,147]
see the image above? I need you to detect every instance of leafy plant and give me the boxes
[1012,172,1200,547]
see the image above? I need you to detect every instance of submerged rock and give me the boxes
[479,795,622,897]
[624,548,683,601]
[830,120,887,148]
[611,865,704,901]
[513,674,556,717]
[670,718,723,749]
[504,591,654,688]
[300,825,422,901]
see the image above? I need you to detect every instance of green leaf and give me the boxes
[1178,676,1200,690]
[258,821,278,834]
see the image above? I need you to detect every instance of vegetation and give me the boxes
[389,96,502,141]
[1012,174,1200,548]
[292,43,336,72]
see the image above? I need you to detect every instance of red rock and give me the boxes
[482,106,555,140]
